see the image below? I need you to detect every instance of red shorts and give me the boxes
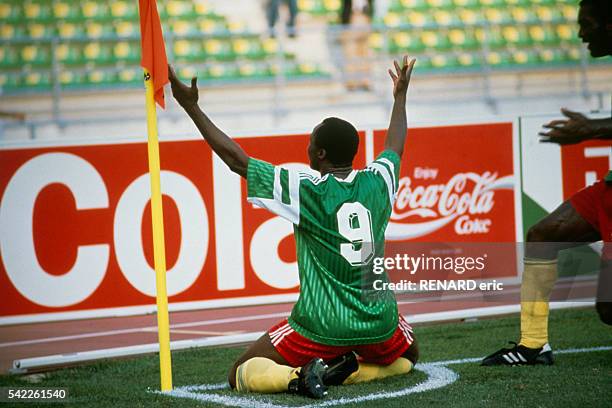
[268,315,415,367]
[570,179,612,259]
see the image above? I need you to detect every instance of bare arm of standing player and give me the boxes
[168,65,250,177]
[538,108,612,145]
[385,55,416,157]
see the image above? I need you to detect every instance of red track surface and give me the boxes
[0,279,597,374]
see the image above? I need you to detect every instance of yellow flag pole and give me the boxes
[143,69,173,391]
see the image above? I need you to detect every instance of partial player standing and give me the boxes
[169,56,418,398]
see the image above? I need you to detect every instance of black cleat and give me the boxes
[481,342,554,366]
[288,358,328,399]
[323,352,359,386]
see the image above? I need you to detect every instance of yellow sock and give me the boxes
[343,357,413,385]
[235,357,299,393]
[519,258,557,349]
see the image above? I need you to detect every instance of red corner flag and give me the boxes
[138,0,168,108]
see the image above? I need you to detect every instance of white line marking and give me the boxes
[160,345,612,407]
[0,312,289,348]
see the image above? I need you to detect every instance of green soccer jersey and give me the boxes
[247,150,401,346]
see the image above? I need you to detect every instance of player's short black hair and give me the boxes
[580,0,611,23]
[313,117,359,165]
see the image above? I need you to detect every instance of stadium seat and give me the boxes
[83,42,114,65]
[114,21,139,38]
[511,49,539,65]
[449,29,480,50]
[53,1,82,21]
[457,52,481,68]
[0,46,21,69]
[501,26,531,46]
[239,63,272,79]
[486,50,512,67]
[86,69,117,86]
[113,41,140,63]
[561,4,577,21]
[166,0,196,18]
[431,54,460,69]
[232,38,266,60]
[1,23,26,40]
[407,11,435,27]
[484,8,513,24]
[59,70,87,88]
[426,0,454,9]
[23,1,53,22]
[555,24,579,44]
[433,10,462,27]
[477,27,506,49]
[173,39,205,62]
[459,8,485,25]
[197,19,229,34]
[109,0,138,20]
[538,48,568,65]
[368,32,386,52]
[27,22,55,39]
[398,0,430,12]
[0,71,21,92]
[391,31,425,53]
[81,1,110,20]
[478,0,506,7]
[86,22,115,39]
[57,22,86,39]
[55,43,83,66]
[0,2,23,23]
[421,30,452,50]
[510,6,538,24]
[117,68,142,85]
[207,63,240,80]
[452,0,480,8]
[23,71,52,89]
[528,25,559,45]
[383,12,404,27]
[169,20,199,35]
[20,44,51,67]
[203,39,235,61]
[535,5,563,22]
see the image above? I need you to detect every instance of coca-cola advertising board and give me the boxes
[0,121,520,324]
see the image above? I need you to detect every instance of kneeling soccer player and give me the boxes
[169,56,419,398]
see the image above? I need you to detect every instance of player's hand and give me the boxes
[168,64,198,109]
[388,55,416,100]
[538,108,598,145]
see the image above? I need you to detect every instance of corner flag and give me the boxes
[137,0,172,391]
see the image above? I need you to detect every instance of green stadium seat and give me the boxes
[561,5,577,22]
[0,1,24,23]
[238,63,272,79]
[114,21,139,38]
[0,46,21,69]
[421,30,452,50]
[459,8,485,25]
[53,1,82,21]
[170,20,199,35]
[261,38,279,55]
[23,71,52,89]
[117,68,142,85]
[232,38,266,60]
[449,28,480,50]
[426,0,454,9]
[113,41,140,63]
[109,0,138,20]
[529,0,556,5]
[477,27,505,49]
[399,0,429,11]
[565,47,582,62]
[383,12,405,27]
[194,2,214,17]
[486,50,512,67]
[433,10,462,26]
[457,52,481,68]
[81,1,110,20]
[391,31,426,53]
[535,6,563,23]
[83,42,114,64]
[1,23,27,40]
[59,70,87,88]
[207,63,239,80]
[430,54,460,69]
[511,49,539,66]
[504,0,532,5]
[57,22,86,39]
[528,25,558,45]
[501,26,531,46]
[510,7,538,24]
[368,32,385,52]
[27,22,55,39]
[484,8,513,24]
[538,49,568,65]
[55,43,83,66]
[20,44,51,67]
[0,72,21,92]
[173,39,205,62]
[323,0,342,13]
[407,11,435,27]
[556,24,579,44]
[86,22,115,38]
[203,39,235,61]
[452,0,480,8]
[198,19,230,34]
[478,0,506,7]
[86,69,117,86]
[166,0,196,18]
[23,1,53,22]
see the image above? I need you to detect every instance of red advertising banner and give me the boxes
[561,140,612,199]
[0,123,518,323]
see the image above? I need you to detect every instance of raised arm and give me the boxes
[538,108,612,145]
[168,65,249,177]
[385,56,416,157]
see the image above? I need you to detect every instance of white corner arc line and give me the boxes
[159,345,612,408]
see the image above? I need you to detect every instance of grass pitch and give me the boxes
[1,307,610,407]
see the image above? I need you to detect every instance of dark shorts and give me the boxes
[268,315,415,367]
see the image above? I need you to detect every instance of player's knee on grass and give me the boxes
[595,302,612,325]
[402,338,419,365]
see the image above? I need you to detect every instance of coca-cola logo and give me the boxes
[386,167,514,240]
